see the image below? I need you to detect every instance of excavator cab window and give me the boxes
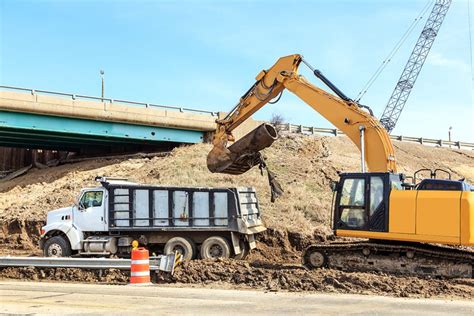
[339,178,366,229]
[335,173,390,232]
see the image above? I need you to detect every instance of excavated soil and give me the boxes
[165,260,474,299]
[0,134,473,299]
[1,229,473,300]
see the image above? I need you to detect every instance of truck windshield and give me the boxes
[80,191,103,209]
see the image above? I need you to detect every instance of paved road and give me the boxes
[0,280,472,315]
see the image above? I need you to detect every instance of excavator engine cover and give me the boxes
[207,123,278,175]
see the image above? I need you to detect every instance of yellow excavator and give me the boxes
[207,54,473,278]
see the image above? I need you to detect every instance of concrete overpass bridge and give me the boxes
[0,85,219,152]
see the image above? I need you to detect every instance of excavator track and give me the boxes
[303,241,473,278]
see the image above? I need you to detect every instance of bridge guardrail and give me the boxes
[0,85,218,116]
[278,123,474,150]
[2,85,471,150]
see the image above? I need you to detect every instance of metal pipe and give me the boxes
[359,125,366,173]
[207,123,278,174]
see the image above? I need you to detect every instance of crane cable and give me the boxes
[355,0,434,102]
[468,0,474,91]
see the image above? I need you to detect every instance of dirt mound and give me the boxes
[0,267,128,284]
[2,134,471,243]
[0,219,43,255]
[0,134,473,299]
[161,259,473,299]
[1,259,472,300]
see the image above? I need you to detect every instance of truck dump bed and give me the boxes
[104,183,265,235]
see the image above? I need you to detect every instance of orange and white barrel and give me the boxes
[130,247,151,285]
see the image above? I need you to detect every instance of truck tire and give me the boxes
[233,240,250,260]
[43,235,72,257]
[200,236,231,259]
[164,237,196,261]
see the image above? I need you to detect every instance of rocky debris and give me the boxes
[163,259,474,299]
[0,219,43,254]
[1,260,472,300]
[0,267,128,284]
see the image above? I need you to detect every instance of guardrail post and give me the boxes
[299,125,303,133]
[419,137,424,145]
[333,129,338,136]
[456,141,461,149]
[287,123,292,133]
[438,139,443,147]
[311,126,315,134]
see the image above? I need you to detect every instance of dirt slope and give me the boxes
[0,134,473,298]
[2,134,472,229]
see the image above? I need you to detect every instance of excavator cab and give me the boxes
[332,173,402,233]
[332,171,473,247]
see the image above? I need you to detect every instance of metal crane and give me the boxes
[380,0,452,133]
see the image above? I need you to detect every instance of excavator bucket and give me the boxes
[207,123,278,175]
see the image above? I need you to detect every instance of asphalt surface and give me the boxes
[0,280,473,315]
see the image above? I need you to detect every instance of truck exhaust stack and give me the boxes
[207,123,278,175]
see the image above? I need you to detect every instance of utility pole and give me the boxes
[100,69,105,100]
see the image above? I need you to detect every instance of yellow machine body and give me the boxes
[206,54,473,253]
[336,187,474,246]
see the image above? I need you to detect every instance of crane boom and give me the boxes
[380,0,452,132]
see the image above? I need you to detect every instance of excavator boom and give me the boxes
[207,54,397,175]
[206,54,473,278]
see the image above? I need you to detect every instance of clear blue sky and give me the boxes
[1,0,473,142]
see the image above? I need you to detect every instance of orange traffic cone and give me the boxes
[130,247,151,285]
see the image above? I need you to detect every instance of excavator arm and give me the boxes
[207,54,397,174]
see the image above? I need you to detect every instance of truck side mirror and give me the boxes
[76,200,86,210]
[329,181,339,192]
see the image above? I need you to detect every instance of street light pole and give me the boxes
[448,126,452,148]
[100,70,105,100]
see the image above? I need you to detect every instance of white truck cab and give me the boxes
[40,177,266,260]
[40,186,108,256]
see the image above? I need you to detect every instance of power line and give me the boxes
[356,0,434,102]
[468,0,473,87]
[380,0,452,133]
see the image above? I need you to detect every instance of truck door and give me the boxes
[73,189,107,232]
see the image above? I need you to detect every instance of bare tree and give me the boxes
[270,113,285,132]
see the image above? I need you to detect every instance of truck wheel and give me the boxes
[201,236,231,259]
[43,236,72,257]
[233,240,250,260]
[164,237,196,261]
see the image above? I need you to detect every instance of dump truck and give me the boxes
[40,177,266,260]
